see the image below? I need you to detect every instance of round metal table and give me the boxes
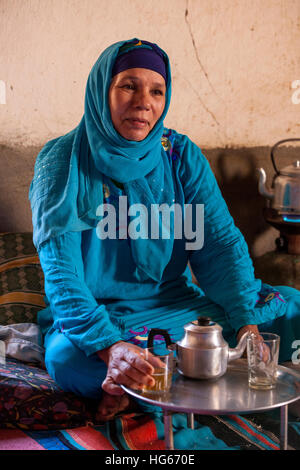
[122,359,300,450]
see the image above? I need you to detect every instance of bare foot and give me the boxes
[96,392,135,422]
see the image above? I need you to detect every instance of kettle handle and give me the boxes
[271,138,300,175]
[147,328,173,349]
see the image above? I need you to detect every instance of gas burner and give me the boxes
[263,207,300,255]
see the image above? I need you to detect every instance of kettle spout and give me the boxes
[257,168,274,200]
[228,332,249,363]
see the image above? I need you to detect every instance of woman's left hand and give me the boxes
[236,324,260,343]
[237,324,270,362]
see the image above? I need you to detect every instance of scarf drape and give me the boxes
[29,38,174,282]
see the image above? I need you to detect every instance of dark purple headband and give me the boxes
[112,45,167,82]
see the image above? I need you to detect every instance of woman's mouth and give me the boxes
[127,118,148,129]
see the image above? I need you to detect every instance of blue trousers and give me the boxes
[44,285,300,406]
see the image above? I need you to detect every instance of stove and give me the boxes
[263,207,300,255]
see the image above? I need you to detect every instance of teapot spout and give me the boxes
[257,168,274,200]
[228,332,249,362]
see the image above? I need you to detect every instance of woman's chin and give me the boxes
[123,131,149,142]
[119,124,150,142]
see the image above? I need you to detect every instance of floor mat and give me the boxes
[1,410,299,450]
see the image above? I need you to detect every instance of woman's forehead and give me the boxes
[112,68,166,86]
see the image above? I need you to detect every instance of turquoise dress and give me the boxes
[36,128,300,402]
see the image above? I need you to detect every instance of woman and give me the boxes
[29,38,300,421]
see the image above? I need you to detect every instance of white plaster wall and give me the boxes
[0,0,299,148]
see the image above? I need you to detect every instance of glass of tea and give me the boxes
[141,347,174,395]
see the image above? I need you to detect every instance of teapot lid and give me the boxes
[185,316,222,333]
[280,160,300,178]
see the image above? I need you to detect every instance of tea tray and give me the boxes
[122,359,300,450]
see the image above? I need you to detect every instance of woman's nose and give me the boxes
[133,89,150,110]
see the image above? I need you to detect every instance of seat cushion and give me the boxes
[0,358,95,430]
[0,232,46,325]
[0,233,99,430]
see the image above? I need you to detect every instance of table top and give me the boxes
[122,359,300,415]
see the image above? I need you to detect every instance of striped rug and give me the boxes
[0,411,299,450]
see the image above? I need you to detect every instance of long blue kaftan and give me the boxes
[36,129,300,402]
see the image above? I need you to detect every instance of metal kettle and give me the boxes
[258,138,300,216]
[148,318,248,380]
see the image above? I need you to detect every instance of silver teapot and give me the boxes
[258,138,300,216]
[147,318,248,380]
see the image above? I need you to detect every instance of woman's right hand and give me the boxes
[97,341,162,396]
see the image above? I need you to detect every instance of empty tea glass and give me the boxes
[247,332,280,390]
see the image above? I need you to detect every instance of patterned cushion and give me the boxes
[0,358,95,430]
[0,233,97,430]
[0,233,45,325]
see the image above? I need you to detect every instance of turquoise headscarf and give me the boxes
[29,38,174,282]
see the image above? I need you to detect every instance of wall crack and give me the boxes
[184,0,223,126]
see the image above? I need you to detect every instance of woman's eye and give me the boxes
[122,84,135,90]
[153,89,163,96]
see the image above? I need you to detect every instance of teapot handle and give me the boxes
[271,138,300,175]
[147,328,173,349]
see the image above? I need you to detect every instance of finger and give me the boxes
[109,365,151,390]
[262,343,271,363]
[126,350,155,375]
[102,375,125,396]
[130,349,167,372]
[144,353,166,369]
[256,336,271,363]
[117,359,155,387]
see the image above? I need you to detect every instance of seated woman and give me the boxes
[29,38,300,421]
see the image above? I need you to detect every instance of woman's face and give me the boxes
[108,68,166,141]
